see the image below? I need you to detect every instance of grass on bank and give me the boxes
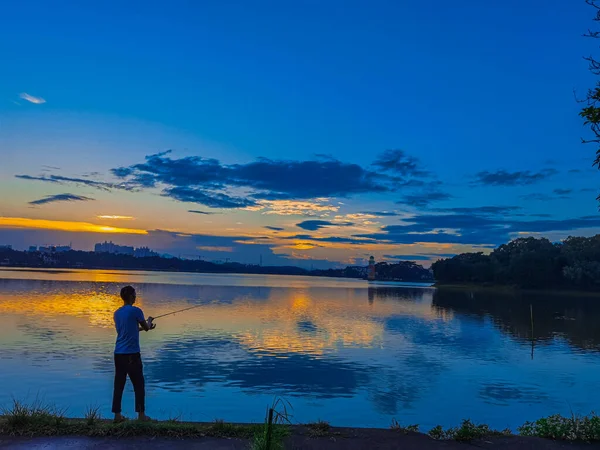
[390,418,419,434]
[425,419,511,441]
[250,397,293,450]
[306,420,331,438]
[5,400,600,444]
[518,413,600,441]
[0,400,264,439]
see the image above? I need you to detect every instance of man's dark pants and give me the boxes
[111,353,145,413]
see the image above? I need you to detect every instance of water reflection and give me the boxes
[432,288,600,351]
[0,270,599,429]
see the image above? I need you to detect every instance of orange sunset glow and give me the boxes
[0,217,148,235]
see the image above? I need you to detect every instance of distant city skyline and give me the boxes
[2,1,600,269]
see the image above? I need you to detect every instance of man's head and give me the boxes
[120,286,136,304]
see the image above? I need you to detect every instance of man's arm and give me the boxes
[138,319,150,332]
[136,309,155,332]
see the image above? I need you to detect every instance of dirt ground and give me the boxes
[2,427,600,449]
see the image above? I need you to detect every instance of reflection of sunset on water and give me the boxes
[0,271,487,429]
[154,289,450,356]
[0,279,147,328]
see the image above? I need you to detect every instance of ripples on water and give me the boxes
[0,268,599,429]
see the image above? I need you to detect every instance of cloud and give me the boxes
[188,210,216,215]
[29,193,94,206]
[399,191,453,207]
[19,93,46,104]
[264,226,284,231]
[521,191,571,202]
[520,193,552,201]
[163,187,256,208]
[383,254,431,261]
[253,199,340,216]
[196,246,234,252]
[97,215,135,220]
[19,149,432,210]
[372,149,429,177]
[361,211,400,217]
[15,175,61,184]
[113,151,392,201]
[434,206,521,215]
[474,169,557,186]
[15,174,133,192]
[282,234,376,244]
[106,150,435,209]
[355,213,600,246]
[296,220,354,231]
[0,217,147,235]
[553,188,573,195]
[111,167,134,177]
[145,230,306,266]
[384,253,457,261]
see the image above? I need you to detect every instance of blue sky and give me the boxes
[1,0,599,267]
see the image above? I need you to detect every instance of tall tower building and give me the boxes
[368,256,376,281]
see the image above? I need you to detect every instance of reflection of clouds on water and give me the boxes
[0,277,475,418]
[18,322,65,341]
[227,354,369,398]
[479,382,548,406]
[432,288,600,352]
[385,315,508,363]
[146,335,371,399]
[137,283,272,306]
[368,353,446,415]
[4,271,600,428]
[297,320,318,334]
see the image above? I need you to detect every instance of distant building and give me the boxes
[0,245,12,250]
[28,246,37,252]
[95,241,157,258]
[134,247,158,258]
[95,241,134,256]
[368,256,376,281]
[39,245,71,254]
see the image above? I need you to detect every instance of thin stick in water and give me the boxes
[530,304,535,360]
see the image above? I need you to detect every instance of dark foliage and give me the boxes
[313,260,432,282]
[432,236,600,290]
[580,0,600,202]
[0,249,432,281]
[0,249,308,276]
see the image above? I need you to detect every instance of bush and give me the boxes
[518,413,600,441]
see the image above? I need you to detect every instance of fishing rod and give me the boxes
[152,304,203,320]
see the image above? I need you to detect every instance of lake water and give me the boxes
[0,268,599,430]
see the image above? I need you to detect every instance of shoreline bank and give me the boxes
[1,419,598,450]
[3,410,600,448]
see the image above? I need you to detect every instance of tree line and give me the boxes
[432,235,600,290]
[313,260,433,281]
[0,248,433,281]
